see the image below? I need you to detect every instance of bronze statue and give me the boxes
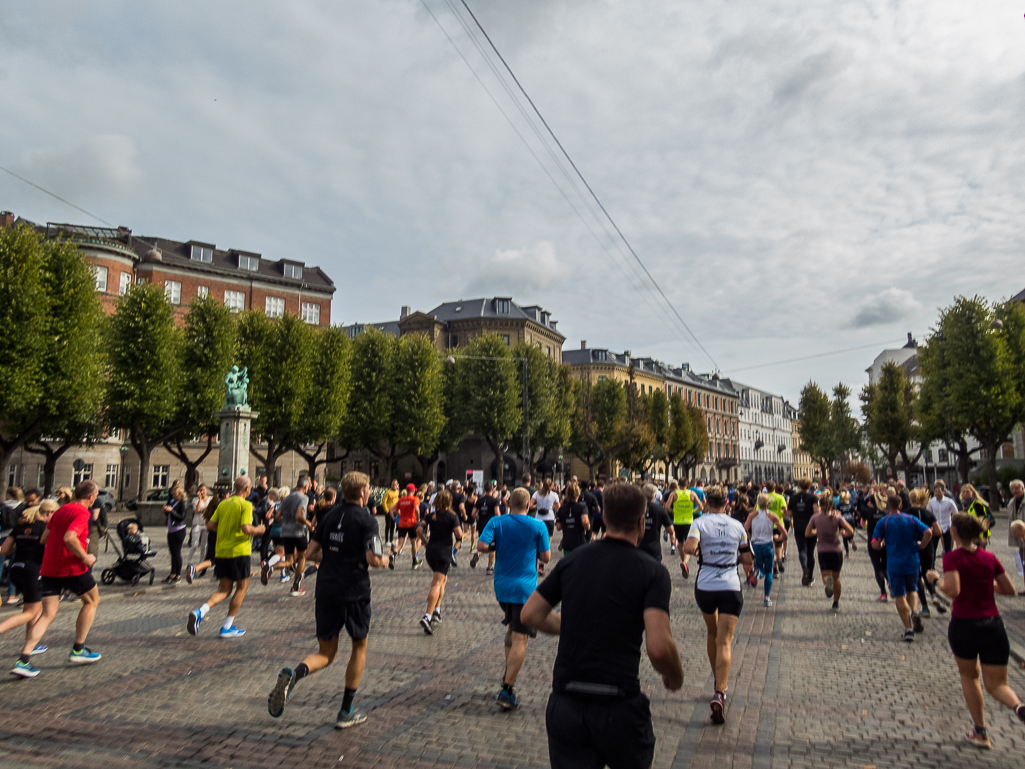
[223,365,249,408]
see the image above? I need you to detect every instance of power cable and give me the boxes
[725,338,908,374]
[0,164,114,227]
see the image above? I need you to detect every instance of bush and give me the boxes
[971,463,1025,490]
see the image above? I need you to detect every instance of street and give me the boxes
[1,518,1024,769]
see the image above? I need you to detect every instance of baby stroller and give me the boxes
[100,518,157,586]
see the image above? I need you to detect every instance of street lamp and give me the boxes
[118,443,129,503]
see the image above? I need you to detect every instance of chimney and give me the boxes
[400,305,411,320]
[681,362,690,373]
[0,211,14,228]
[580,340,587,350]
[624,350,631,357]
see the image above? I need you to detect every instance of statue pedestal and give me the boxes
[214,406,259,491]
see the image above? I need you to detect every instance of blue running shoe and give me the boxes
[497,688,519,710]
[68,647,101,664]
[30,645,47,656]
[219,625,246,639]
[11,660,40,678]
[187,609,203,636]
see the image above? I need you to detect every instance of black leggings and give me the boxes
[917,540,939,605]
[167,528,186,577]
[384,515,396,542]
[868,543,888,594]
[792,530,816,576]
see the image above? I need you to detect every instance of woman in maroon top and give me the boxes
[927,513,1025,749]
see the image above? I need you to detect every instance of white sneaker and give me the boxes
[763,597,772,607]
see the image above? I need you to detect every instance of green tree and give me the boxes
[798,382,833,481]
[917,296,1025,506]
[162,297,236,491]
[676,401,709,482]
[294,326,351,481]
[860,362,917,479]
[238,311,315,485]
[830,384,862,479]
[21,238,106,494]
[567,378,605,479]
[390,333,445,478]
[338,328,397,476]
[646,388,670,478]
[106,284,181,498]
[413,361,466,481]
[511,344,573,472]
[0,224,50,492]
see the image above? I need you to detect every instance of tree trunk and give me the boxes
[986,440,1001,509]
[0,420,42,497]
[957,439,971,484]
[163,436,215,493]
[23,440,73,496]
[133,430,151,501]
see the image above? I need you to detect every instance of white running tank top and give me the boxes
[750,509,774,545]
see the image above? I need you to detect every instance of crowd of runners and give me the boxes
[3,472,1025,762]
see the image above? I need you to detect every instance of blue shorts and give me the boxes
[888,571,919,598]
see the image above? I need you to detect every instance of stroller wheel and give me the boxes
[101,569,116,586]
[131,574,141,586]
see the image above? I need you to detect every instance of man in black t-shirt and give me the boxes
[267,472,389,729]
[470,484,501,573]
[449,482,467,566]
[590,480,606,539]
[523,482,684,769]
[554,484,590,555]
[787,478,820,586]
[640,484,675,562]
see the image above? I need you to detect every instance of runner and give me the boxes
[2,500,55,675]
[16,480,103,676]
[926,513,1025,749]
[555,482,591,557]
[805,489,854,612]
[1008,480,1025,594]
[267,471,390,728]
[959,484,993,549]
[683,485,752,723]
[416,489,462,634]
[262,478,312,595]
[865,486,890,601]
[639,483,673,563]
[187,476,265,639]
[744,493,786,607]
[905,488,945,617]
[667,480,703,578]
[837,491,857,558]
[382,480,400,546]
[787,479,819,587]
[470,482,501,573]
[475,487,551,710]
[389,484,423,570]
[871,493,932,642]
[450,481,467,566]
[521,481,683,769]
[590,480,606,540]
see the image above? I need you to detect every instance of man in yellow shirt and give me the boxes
[187,476,266,639]
[382,480,400,545]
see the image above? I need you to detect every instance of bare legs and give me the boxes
[955,657,1023,732]
[701,612,738,693]
[426,572,447,615]
[22,588,100,655]
[503,629,528,686]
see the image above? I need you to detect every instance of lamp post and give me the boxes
[118,443,129,504]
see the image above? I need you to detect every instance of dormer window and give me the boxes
[238,254,259,271]
[595,350,607,362]
[283,263,303,279]
[190,245,213,262]
[495,298,510,314]
[541,311,550,326]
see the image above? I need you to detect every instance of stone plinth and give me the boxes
[214,406,259,491]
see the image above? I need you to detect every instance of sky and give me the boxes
[1,0,1023,408]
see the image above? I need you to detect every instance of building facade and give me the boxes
[734,381,795,485]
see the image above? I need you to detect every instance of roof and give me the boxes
[565,347,739,396]
[341,321,401,337]
[1012,286,1025,304]
[425,298,563,338]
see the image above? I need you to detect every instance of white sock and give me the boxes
[223,616,235,631]
[424,613,432,621]
[199,603,210,618]
[268,554,281,567]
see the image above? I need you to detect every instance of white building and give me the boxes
[731,380,794,485]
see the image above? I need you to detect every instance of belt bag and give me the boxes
[565,682,626,697]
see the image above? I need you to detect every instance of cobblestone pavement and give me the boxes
[2,516,1025,768]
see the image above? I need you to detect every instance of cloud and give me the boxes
[17,135,143,202]
[852,288,923,328]
[465,241,571,295]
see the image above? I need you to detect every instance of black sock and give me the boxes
[974,726,987,737]
[502,682,514,694]
[18,653,29,664]
[295,663,309,681]
[342,687,357,712]
[73,643,84,652]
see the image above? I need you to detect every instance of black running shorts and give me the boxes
[694,587,744,617]
[281,536,308,556]
[213,555,251,582]
[948,616,1010,666]
[673,523,691,540]
[426,548,450,575]
[316,596,371,641]
[499,601,531,635]
[397,525,418,540]
[205,530,217,562]
[818,552,843,573]
[10,563,41,603]
[40,571,96,598]
[546,691,655,769]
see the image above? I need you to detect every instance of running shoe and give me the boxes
[335,707,367,729]
[912,613,924,634]
[268,668,296,718]
[279,571,290,583]
[831,603,840,613]
[920,605,931,618]
[219,625,246,639]
[30,645,47,655]
[877,593,888,602]
[824,576,834,599]
[187,609,203,636]
[485,567,494,575]
[931,596,947,614]
[763,597,772,607]
[497,688,520,710]
[432,609,442,624]
[419,616,434,635]
[68,647,102,664]
[801,569,811,587]
[748,574,758,588]
[260,562,272,586]
[901,628,915,643]
[680,561,690,579]
[413,557,423,570]
[670,544,677,555]
[710,691,726,724]
[291,574,304,595]
[470,551,480,569]
[186,565,197,585]
[290,588,307,597]
[963,729,991,750]
[450,556,459,568]
[10,660,39,678]
[1015,703,1025,725]
[388,554,395,570]
[777,560,785,574]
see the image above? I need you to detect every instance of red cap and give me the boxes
[406,484,417,492]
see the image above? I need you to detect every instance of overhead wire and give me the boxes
[725,338,908,374]
[0,164,114,227]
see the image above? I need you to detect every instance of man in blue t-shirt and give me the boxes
[477,486,551,710]
[871,493,932,643]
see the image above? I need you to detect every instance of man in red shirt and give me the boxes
[13,480,102,677]
[390,485,422,570]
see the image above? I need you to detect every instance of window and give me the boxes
[495,299,510,314]
[152,465,170,488]
[265,296,285,318]
[938,448,949,464]
[598,375,607,382]
[546,345,551,356]
[283,263,303,279]
[1003,443,1015,459]
[238,254,259,271]
[190,245,213,262]
[73,463,93,486]
[501,335,510,345]
[301,302,320,324]
[225,290,245,312]
[197,285,209,299]
[450,335,459,347]
[124,465,131,491]
[164,280,182,305]
[119,271,132,294]
[353,459,363,473]
[105,464,119,489]
[595,350,607,362]
[348,325,362,339]
[94,265,108,291]
[7,464,16,488]
[136,277,147,285]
